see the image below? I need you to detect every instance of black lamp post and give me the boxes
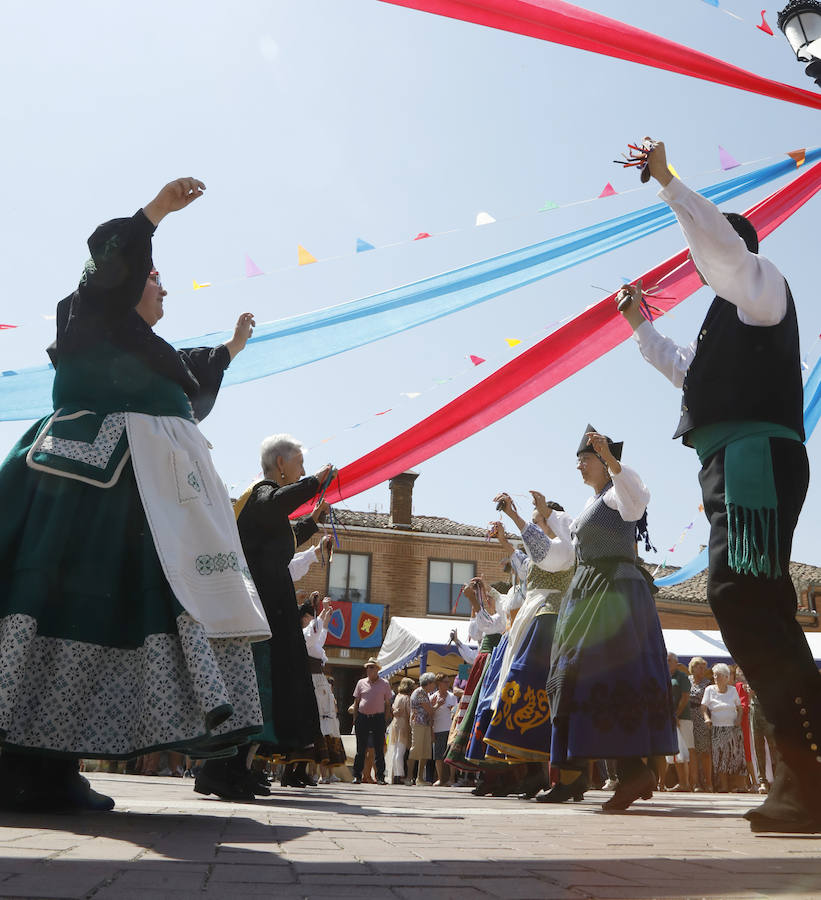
[777,0,821,87]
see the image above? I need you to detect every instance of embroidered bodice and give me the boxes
[572,485,638,565]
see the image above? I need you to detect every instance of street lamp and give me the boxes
[777,0,821,87]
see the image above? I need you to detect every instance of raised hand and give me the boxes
[586,431,620,472]
[225,312,256,360]
[644,140,673,187]
[529,490,552,520]
[144,177,206,225]
[314,464,336,487]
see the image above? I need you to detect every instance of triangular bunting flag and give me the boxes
[788,148,806,168]
[539,201,559,211]
[668,163,681,179]
[192,280,211,290]
[356,237,375,252]
[598,182,617,198]
[469,355,485,366]
[718,145,740,170]
[375,409,392,416]
[701,0,719,6]
[475,211,496,226]
[0,324,17,330]
[245,254,263,277]
[401,392,421,399]
[413,232,431,241]
[505,338,521,347]
[757,10,773,35]
[297,245,317,266]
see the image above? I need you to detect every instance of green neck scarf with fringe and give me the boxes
[690,422,801,578]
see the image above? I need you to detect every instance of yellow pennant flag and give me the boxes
[192,280,211,290]
[668,163,680,179]
[505,338,521,347]
[298,245,317,266]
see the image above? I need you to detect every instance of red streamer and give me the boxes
[294,160,821,515]
[378,0,821,111]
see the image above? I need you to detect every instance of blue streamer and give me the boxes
[3,150,819,422]
[655,351,821,587]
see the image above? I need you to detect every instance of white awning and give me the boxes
[376,616,477,677]
[663,629,821,663]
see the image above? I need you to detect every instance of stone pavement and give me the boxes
[0,774,819,900]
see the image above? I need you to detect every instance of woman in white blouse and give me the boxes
[701,663,745,792]
[542,427,677,810]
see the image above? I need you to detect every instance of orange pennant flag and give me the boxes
[788,149,806,168]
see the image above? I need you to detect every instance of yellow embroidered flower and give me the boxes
[500,681,521,706]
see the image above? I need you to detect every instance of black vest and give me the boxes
[673,282,804,442]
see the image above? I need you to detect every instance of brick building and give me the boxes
[293,472,510,726]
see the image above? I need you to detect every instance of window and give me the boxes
[327,552,371,604]
[428,560,476,616]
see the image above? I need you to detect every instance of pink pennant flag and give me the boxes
[719,145,741,170]
[469,355,486,366]
[757,10,773,35]
[245,254,263,277]
[0,324,17,330]
[414,232,431,240]
[668,547,677,553]
[375,409,392,416]
[598,182,617,198]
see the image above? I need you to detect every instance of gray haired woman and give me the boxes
[701,662,745,793]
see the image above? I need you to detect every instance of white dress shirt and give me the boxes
[634,177,787,389]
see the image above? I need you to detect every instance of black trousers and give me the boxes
[699,438,821,788]
[353,713,386,779]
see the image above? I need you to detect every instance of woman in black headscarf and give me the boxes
[0,178,268,813]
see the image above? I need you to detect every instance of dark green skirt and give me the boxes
[0,419,263,759]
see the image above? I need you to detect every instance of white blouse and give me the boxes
[633,177,787,389]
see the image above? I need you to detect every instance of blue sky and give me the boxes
[1,0,819,567]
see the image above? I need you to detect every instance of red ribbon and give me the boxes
[378,0,821,111]
[293,160,821,516]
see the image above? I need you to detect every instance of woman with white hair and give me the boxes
[701,662,745,792]
[194,434,333,800]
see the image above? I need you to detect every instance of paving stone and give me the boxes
[208,862,297,883]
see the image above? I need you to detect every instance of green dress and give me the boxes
[0,211,263,759]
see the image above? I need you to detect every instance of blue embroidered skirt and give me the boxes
[484,609,557,762]
[465,635,510,767]
[547,562,677,763]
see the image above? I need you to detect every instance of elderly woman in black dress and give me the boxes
[194,435,333,799]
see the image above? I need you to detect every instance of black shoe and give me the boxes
[744,759,821,833]
[535,773,587,804]
[244,772,271,796]
[281,773,307,788]
[195,770,255,802]
[0,755,115,813]
[601,768,654,812]
[518,772,549,800]
[376,777,387,785]
[352,776,362,784]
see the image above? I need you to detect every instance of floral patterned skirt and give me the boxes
[484,609,557,762]
[546,563,677,763]
[0,420,263,759]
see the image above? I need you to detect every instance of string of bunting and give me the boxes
[697,1,774,36]
[287,159,821,519]
[0,145,811,334]
[4,146,815,422]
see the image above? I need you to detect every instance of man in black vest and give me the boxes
[618,140,821,833]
